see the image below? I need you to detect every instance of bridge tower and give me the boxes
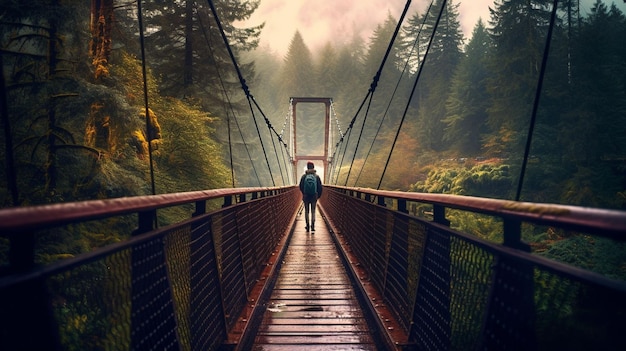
[290,97,334,182]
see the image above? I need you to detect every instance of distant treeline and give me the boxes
[245,0,626,209]
[0,0,625,211]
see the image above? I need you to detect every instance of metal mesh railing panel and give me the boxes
[1,187,301,351]
[481,254,626,350]
[214,209,248,330]
[369,208,391,295]
[410,227,452,350]
[346,198,375,269]
[448,234,493,350]
[130,237,180,350]
[164,226,193,351]
[188,218,226,351]
[320,187,626,350]
[48,249,132,351]
[385,213,411,330]
[236,203,261,294]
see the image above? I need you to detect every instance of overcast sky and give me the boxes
[236,0,626,57]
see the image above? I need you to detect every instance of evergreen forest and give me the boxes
[1,1,625,277]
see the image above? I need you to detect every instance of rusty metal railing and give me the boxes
[0,186,300,351]
[319,185,626,350]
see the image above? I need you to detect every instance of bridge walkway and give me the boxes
[251,207,377,350]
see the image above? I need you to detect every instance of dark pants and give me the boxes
[303,197,317,229]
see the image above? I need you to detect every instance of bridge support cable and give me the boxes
[266,122,286,186]
[226,111,236,187]
[333,126,354,185]
[206,0,298,187]
[336,0,413,186]
[249,96,297,185]
[377,0,448,190]
[245,99,276,186]
[230,107,263,187]
[205,0,273,186]
[515,0,560,202]
[251,96,298,185]
[329,100,345,146]
[196,13,262,187]
[344,94,375,186]
[354,1,435,187]
[137,0,157,198]
[279,144,293,185]
[327,104,346,183]
[277,103,296,184]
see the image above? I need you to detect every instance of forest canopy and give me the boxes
[0,0,624,292]
[244,0,626,211]
[0,0,624,212]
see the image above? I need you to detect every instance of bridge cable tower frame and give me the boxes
[290,97,336,182]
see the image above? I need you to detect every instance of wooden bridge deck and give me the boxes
[251,206,377,350]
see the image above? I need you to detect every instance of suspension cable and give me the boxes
[334,0,413,185]
[246,98,276,186]
[377,0,447,190]
[266,118,286,185]
[515,0,559,201]
[354,0,434,187]
[328,100,344,181]
[278,102,291,140]
[197,13,262,187]
[333,95,367,184]
[249,96,294,182]
[330,100,344,140]
[137,0,157,198]
[344,94,375,186]
[206,0,277,186]
[226,110,235,187]
[249,96,293,160]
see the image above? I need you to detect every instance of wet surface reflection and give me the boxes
[252,209,376,350]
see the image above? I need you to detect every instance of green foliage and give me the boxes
[410,161,514,199]
[141,0,262,102]
[152,97,231,193]
[541,235,626,281]
[412,0,465,152]
[443,19,490,155]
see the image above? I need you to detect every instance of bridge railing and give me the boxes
[0,186,300,351]
[319,185,626,350]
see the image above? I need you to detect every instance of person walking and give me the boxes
[299,161,323,232]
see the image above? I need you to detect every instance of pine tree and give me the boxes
[484,0,553,157]
[412,0,464,151]
[281,31,315,98]
[142,0,262,106]
[360,13,404,139]
[398,9,424,74]
[1,0,96,204]
[281,31,318,157]
[332,37,366,132]
[314,43,339,97]
[443,19,490,155]
[572,0,626,162]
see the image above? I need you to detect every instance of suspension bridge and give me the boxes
[1,0,626,350]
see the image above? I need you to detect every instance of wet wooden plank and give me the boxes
[252,345,377,351]
[252,208,376,350]
[254,334,374,344]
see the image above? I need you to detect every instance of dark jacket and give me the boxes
[299,169,322,202]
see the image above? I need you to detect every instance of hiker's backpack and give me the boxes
[304,174,317,196]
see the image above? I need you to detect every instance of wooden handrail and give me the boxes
[0,186,295,233]
[327,185,626,239]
